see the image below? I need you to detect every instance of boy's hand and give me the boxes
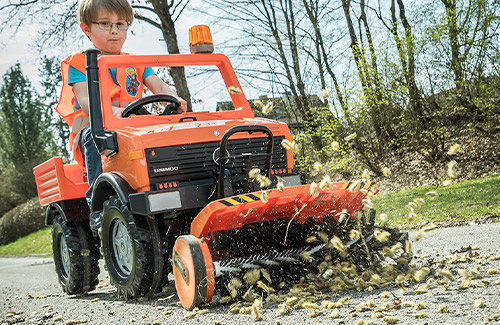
[112,106,126,118]
[178,98,188,114]
[144,75,188,113]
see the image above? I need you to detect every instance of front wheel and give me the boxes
[100,196,164,299]
[52,215,100,294]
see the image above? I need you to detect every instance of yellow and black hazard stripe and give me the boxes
[219,193,261,207]
[341,181,375,191]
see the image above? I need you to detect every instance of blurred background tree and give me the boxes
[0,63,58,212]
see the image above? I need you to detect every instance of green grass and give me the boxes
[0,226,52,256]
[374,174,500,226]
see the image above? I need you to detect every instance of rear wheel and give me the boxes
[101,196,165,298]
[52,215,100,294]
[173,235,215,310]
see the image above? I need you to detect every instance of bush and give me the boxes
[0,162,40,218]
[0,197,45,246]
[0,190,22,220]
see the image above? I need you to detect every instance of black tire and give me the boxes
[100,196,164,299]
[52,215,100,295]
[158,220,174,288]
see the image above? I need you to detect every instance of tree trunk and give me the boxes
[302,0,348,121]
[390,0,424,119]
[260,0,322,150]
[360,0,397,142]
[440,0,484,117]
[441,0,463,88]
[341,0,385,154]
[150,0,193,112]
[308,0,327,106]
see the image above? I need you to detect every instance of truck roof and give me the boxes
[97,53,255,131]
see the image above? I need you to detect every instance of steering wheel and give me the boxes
[122,94,181,117]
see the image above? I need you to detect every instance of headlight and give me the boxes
[281,174,302,186]
[148,191,182,212]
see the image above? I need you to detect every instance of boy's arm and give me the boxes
[144,75,188,113]
[72,81,90,115]
[73,81,124,118]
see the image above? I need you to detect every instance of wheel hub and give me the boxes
[112,220,134,276]
[60,234,70,276]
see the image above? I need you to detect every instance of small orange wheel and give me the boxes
[172,235,215,310]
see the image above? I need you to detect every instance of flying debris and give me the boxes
[447,143,461,155]
[228,86,242,94]
[345,133,357,141]
[331,141,340,151]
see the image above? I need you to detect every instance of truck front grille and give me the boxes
[145,136,287,185]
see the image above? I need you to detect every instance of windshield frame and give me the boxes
[97,53,254,130]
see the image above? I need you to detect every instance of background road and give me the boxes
[1,222,499,324]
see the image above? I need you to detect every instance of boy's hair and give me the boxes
[78,0,134,26]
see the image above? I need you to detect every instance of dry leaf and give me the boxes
[447,160,458,178]
[437,305,449,313]
[262,101,274,115]
[425,191,438,199]
[228,86,242,94]
[310,182,318,195]
[374,230,391,243]
[260,190,268,203]
[383,316,400,324]
[381,167,391,176]
[319,175,331,189]
[473,299,485,308]
[442,179,453,187]
[253,99,263,109]
[345,133,357,141]
[447,143,460,155]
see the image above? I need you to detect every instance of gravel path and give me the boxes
[1,222,499,325]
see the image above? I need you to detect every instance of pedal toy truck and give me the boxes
[34,25,408,309]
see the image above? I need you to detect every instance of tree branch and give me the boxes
[0,0,38,12]
[132,4,157,15]
[134,13,161,30]
[172,0,190,21]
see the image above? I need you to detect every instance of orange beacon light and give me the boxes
[189,25,214,54]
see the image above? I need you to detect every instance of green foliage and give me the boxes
[414,0,499,87]
[0,63,51,166]
[0,226,51,256]
[293,105,360,180]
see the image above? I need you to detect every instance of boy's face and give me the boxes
[80,10,128,55]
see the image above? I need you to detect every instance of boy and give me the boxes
[56,0,187,233]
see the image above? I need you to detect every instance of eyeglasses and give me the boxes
[92,21,129,31]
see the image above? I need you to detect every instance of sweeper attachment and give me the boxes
[172,179,409,309]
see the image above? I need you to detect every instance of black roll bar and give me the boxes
[217,125,274,199]
[84,48,118,157]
